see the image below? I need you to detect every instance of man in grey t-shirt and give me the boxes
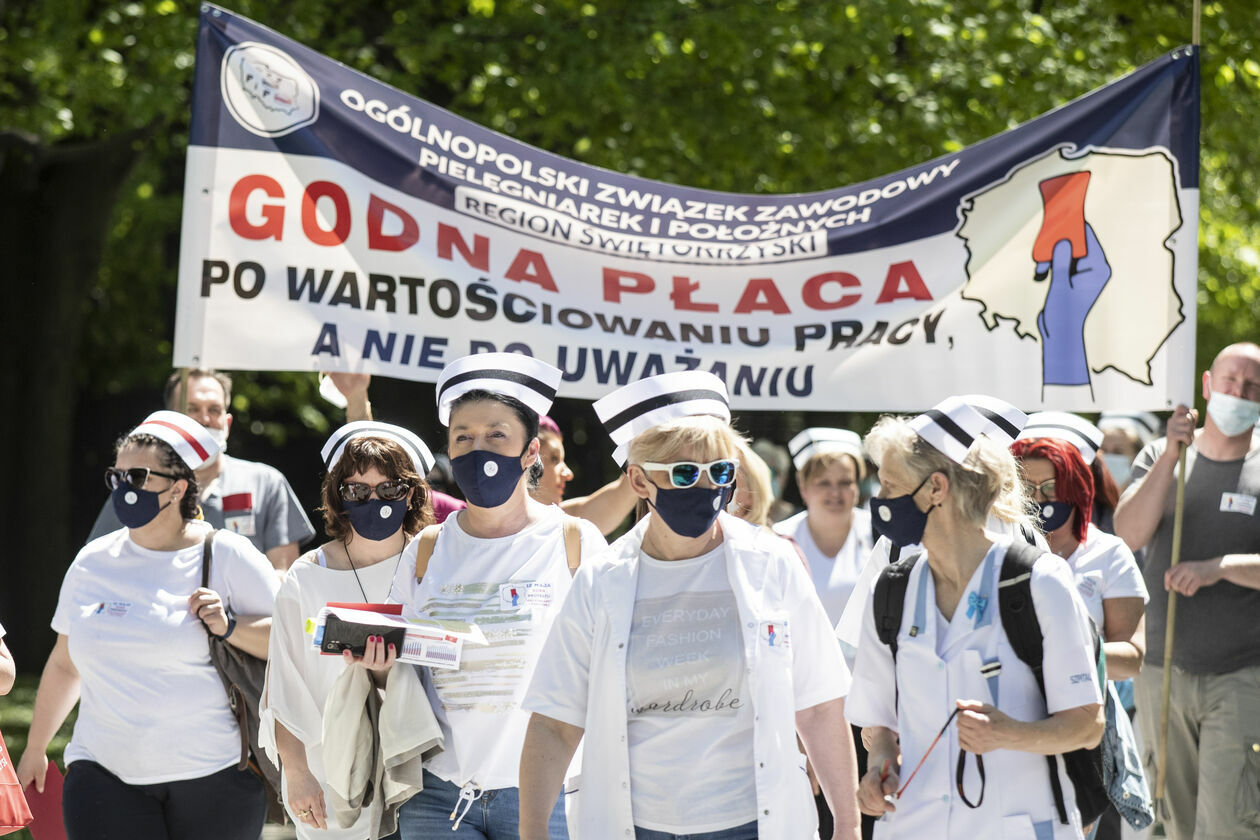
[89,369,315,570]
[1114,342,1260,840]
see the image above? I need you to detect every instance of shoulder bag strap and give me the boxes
[562,516,582,575]
[415,524,442,581]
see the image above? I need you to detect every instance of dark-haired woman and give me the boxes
[353,354,607,839]
[17,411,278,840]
[261,422,435,838]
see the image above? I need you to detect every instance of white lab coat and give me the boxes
[846,539,1103,840]
[524,513,849,840]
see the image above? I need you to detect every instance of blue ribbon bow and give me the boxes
[966,591,988,621]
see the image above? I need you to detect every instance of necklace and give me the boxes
[343,536,406,603]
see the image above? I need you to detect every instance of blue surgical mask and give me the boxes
[648,484,733,539]
[451,449,526,508]
[1036,501,1074,533]
[1206,391,1260,438]
[870,474,933,546]
[343,498,407,540]
[111,483,171,529]
[1101,453,1132,487]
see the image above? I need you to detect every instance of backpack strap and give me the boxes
[997,539,1071,825]
[414,524,442,581]
[872,547,921,716]
[562,515,582,575]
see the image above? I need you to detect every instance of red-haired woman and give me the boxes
[1010,437,1147,680]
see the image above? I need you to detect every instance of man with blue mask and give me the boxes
[87,368,315,570]
[1114,342,1260,840]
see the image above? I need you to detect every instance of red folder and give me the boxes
[1033,171,1091,262]
[23,760,65,840]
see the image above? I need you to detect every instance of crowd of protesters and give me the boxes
[7,342,1260,840]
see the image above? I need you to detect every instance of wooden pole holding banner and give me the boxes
[1192,0,1201,46]
[1155,444,1188,808]
[178,367,190,414]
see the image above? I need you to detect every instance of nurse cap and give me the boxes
[593,371,730,467]
[129,410,220,470]
[788,428,864,471]
[1017,411,1103,465]
[435,352,562,427]
[1098,411,1161,446]
[321,421,435,476]
[908,397,991,465]
[959,394,1028,448]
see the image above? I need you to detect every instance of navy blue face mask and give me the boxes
[1036,501,1074,533]
[111,483,172,529]
[647,483,733,539]
[451,449,527,509]
[343,498,408,541]
[870,473,935,546]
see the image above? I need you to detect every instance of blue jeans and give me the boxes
[396,770,566,840]
[634,821,758,840]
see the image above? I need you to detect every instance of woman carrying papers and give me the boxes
[519,372,860,840]
[352,353,606,839]
[261,421,435,838]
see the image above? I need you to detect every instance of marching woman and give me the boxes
[1017,412,1122,534]
[848,399,1104,840]
[16,411,278,840]
[520,372,860,840]
[260,421,436,837]
[353,353,607,839]
[773,428,872,625]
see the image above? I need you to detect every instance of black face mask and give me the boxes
[1036,501,1074,533]
[343,498,408,540]
[111,482,171,529]
[450,449,527,509]
[870,474,934,546]
[647,483,733,539]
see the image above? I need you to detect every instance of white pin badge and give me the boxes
[484,462,498,477]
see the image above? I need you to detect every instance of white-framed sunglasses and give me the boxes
[639,459,739,489]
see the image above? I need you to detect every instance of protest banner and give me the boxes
[175,5,1199,410]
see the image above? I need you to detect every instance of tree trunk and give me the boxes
[0,129,144,670]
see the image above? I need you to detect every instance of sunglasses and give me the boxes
[104,466,179,492]
[640,459,739,489]
[339,480,411,502]
[1022,478,1057,499]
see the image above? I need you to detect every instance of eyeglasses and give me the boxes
[1022,478,1057,499]
[639,459,739,489]
[104,466,179,491]
[339,480,410,502]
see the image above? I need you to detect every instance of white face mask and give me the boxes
[1206,390,1260,438]
[206,425,229,453]
[1101,452,1132,487]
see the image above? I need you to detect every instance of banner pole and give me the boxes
[1192,0,1201,46]
[178,367,190,414]
[1155,444,1188,809]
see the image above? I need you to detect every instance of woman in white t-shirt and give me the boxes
[520,372,859,840]
[16,411,279,840]
[351,354,606,840]
[774,428,873,626]
[261,422,436,838]
[849,401,1104,840]
[1010,436,1148,679]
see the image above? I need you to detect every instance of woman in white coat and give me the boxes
[848,402,1105,840]
[520,372,860,840]
[261,422,435,837]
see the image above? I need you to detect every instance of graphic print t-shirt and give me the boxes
[626,545,756,833]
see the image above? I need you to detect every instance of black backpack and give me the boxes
[872,539,1108,826]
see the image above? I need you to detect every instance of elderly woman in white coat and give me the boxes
[519,372,859,840]
[848,401,1105,840]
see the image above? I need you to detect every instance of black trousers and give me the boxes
[816,724,876,840]
[64,759,266,840]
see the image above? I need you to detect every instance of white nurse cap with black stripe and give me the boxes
[593,371,730,467]
[959,394,1028,448]
[1017,411,1104,464]
[321,421,435,475]
[788,428,864,471]
[1098,411,1161,446]
[435,353,562,427]
[908,397,991,465]
[129,410,220,470]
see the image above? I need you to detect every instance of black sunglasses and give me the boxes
[104,466,179,492]
[339,480,411,502]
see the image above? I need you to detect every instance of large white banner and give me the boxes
[176,7,1200,410]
